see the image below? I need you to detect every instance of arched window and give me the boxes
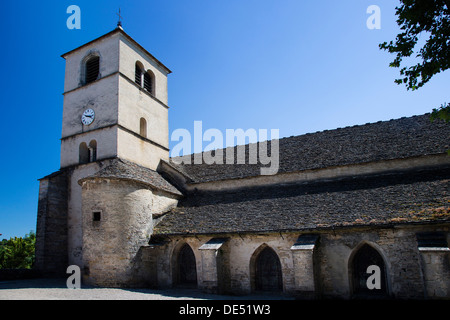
[89,140,97,162]
[134,62,156,96]
[143,70,155,95]
[84,55,100,84]
[251,246,282,292]
[139,118,147,138]
[79,140,97,164]
[350,243,389,298]
[135,61,144,86]
[79,142,89,164]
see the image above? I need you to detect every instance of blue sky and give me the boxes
[1,0,449,240]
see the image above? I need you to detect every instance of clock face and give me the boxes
[81,109,95,125]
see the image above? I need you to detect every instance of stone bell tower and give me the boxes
[60,26,172,170]
[35,27,181,283]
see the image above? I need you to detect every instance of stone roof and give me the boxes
[153,166,450,235]
[78,158,182,196]
[169,114,450,183]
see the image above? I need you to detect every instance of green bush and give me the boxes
[0,231,36,269]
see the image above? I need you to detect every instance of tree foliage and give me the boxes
[431,102,450,123]
[0,231,36,269]
[379,0,450,122]
[379,0,450,90]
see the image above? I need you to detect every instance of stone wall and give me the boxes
[149,224,449,299]
[80,177,178,287]
[118,32,170,106]
[66,160,116,269]
[418,246,450,298]
[35,170,69,276]
[316,227,426,298]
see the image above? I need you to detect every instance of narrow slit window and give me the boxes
[140,118,147,138]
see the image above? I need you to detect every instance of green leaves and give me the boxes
[0,231,36,269]
[379,0,450,91]
[431,103,450,123]
[381,0,449,147]
[430,103,450,154]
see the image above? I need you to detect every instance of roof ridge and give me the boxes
[170,113,433,161]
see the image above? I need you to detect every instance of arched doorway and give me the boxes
[176,243,197,287]
[253,246,283,292]
[350,243,389,298]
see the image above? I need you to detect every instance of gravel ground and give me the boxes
[0,278,293,300]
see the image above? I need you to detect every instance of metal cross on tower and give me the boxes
[117,8,123,27]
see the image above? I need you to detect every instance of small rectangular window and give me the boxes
[93,211,101,222]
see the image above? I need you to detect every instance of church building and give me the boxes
[35,27,450,299]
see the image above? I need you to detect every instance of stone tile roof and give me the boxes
[169,114,450,183]
[78,158,183,196]
[153,167,450,235]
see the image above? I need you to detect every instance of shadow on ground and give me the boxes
[0,278,294,300]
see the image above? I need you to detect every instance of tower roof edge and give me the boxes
[60,27,172,74]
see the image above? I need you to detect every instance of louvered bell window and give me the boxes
[143,72,153,94]
[85,56,100,84]
[135,65,143,86]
